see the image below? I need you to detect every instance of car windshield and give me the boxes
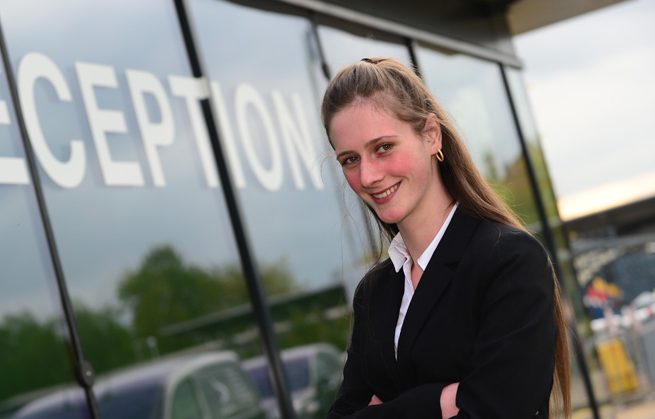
[97,383,162,419]
[248,357,310,398]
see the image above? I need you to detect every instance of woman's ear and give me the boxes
[422,113,442,155]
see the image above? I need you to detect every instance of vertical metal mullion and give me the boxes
[0,18,100,419]
[310,14,331,82]
[171,1,297,418]
[499,64,601,419]
[406,38,421,78]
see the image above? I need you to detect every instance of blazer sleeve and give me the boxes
[452,229,557,419]
[328,282,374,418]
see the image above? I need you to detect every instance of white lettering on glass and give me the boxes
[235,83,282,191]
[76,62,144,186]
[17,53,85,188]
[6,53,326,192]
[272,91,324,190]
[168,75,219,188]
[0,99,30,185]
[126,69,174,187]
[210,81,245,188]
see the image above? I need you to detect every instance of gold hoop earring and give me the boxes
[435,149,445,162]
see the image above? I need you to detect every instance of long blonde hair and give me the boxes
[322,57,570,418]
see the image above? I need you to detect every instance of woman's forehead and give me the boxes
[330,102,407,150]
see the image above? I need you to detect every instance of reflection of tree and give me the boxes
[117,245,296,353]
[74,305,136,374]
[526,142,559,218]
[280,306,350,352]
[2,245,347,407]
[119,246,227,342]
[0,245,298,405]
[0,313,70,401]
[480,148,540,227]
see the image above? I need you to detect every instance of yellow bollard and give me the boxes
[597,338,640,395]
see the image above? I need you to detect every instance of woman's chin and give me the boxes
[374,211,403,226]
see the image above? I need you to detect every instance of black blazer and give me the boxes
[328,208,556,419]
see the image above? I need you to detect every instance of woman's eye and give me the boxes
[340,155,358,166]
[377,143,393,153]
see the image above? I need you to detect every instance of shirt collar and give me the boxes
[388,203,459,273]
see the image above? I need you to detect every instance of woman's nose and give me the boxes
[359,158,383,187]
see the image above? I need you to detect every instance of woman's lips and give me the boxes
[370,183,399,204]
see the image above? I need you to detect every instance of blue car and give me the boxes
[13,351,265,419]
[243,344,343,419]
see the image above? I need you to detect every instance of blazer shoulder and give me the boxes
[353,258,394,301]
[469,220,555,299]
[472,219,550,262]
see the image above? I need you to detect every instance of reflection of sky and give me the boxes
[189,0,367,289]
[0,185,62,319]
[0,0,242,311]
[515,0,655,200]
[317,26,413,74]
[0,67,64,321]
[415,47,523,183]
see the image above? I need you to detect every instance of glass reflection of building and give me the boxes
[0,0,602,417]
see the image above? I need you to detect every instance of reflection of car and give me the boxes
[13,351,265,419]
[243,344,343,419]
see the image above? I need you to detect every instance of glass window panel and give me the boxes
[415,44,541,228]
[503,68,608,414]
[317,21,413,74]
[502,69,587,317]
[189,0,369,295]
[0,63,78,416]
[505,68,560,225]
[187,2,373,415]
[0,0,267,410]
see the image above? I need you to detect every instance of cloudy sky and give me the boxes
[514,0,655,220]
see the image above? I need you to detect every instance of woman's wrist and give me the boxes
[440,382,460,418]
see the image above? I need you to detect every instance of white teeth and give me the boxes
[372,184,398,199]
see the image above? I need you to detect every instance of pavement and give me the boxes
[572,400,655,419]
[616,400,655,419]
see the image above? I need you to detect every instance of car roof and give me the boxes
[96,351,238,393]
[15,351,239,416]
[242,343,339,369]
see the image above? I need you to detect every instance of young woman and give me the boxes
[322,57,570,418]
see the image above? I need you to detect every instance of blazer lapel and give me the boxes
[395,209,481,384]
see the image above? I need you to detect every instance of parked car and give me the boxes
[13,351,265,419]
[243,344,343,419]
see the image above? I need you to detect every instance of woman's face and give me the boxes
[330,98,443,229]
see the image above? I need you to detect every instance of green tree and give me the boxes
[118,246,227,341]
[0,313,71,401]
[74,304,136,375]
[117,245,297,353]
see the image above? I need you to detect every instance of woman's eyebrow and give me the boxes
[335,136,397,159]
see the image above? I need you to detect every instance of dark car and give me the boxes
[12,351,265,419]
[243,344,343,419]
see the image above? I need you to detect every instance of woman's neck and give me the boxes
[398,196,454,264]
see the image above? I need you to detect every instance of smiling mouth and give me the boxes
[371,183,399,200]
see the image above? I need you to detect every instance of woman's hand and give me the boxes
[440,382,459,418]
[368,394,383,406]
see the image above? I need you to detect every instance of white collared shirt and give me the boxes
[388,203,458,358]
